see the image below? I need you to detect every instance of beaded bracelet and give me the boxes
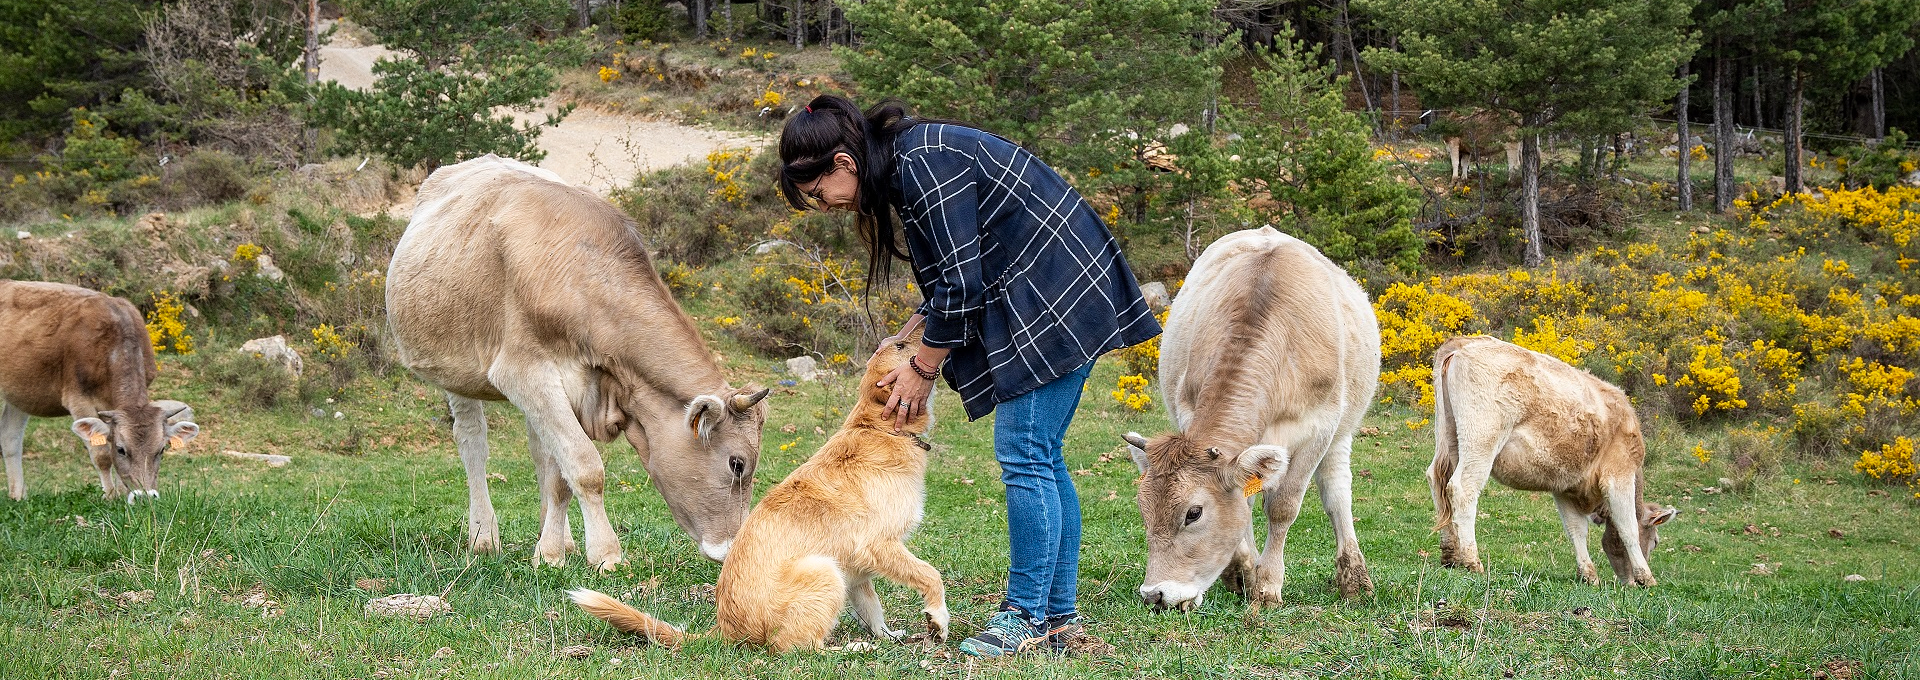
[910,355,941,380]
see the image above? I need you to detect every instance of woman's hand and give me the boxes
[877,362,933,433]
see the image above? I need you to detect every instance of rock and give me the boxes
[1139,281,1170,312]
[15,231,28,240]
[365,593,452,620]
[1844,574,1867,582]
[754,241,782,255]
[239,335,303,377]
[785,356,828,381]
[1167,123,1190,138]
[558,645,593,659]
[222,450,292,467]
[295,163,327,180]
[1694,225,1712,234]
[1904,169,1920,187]
[1763,176,1786,195]
[135,212,172,234]
[254,254,285,282]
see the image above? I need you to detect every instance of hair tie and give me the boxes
[805,106,813,113]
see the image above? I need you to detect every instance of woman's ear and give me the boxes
[834,151,859,174]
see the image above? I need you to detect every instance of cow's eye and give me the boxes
[729,456,747,479]
[115,446,129,457]
[1183,505,1203,526]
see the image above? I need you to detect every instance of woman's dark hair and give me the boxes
[776,95,918,291]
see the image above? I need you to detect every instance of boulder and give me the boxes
[786,355,829,381]
[255,254,285,282]
[239,335,304,377]
[1139,281,1171,312]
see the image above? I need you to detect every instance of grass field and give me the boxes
[2,347,1915,680]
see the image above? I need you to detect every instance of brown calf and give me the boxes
[1430,335,1676,586]
[1,281,200,502]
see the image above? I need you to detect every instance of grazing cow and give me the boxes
[0,281,201,503]
[386,155,768,570]
[570,326,948,651]
[1429,335,1677,586]
[1123,226,1379,611]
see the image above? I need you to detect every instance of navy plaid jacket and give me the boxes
[890,122,1161,419]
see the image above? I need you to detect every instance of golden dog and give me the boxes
[569,326,949,651]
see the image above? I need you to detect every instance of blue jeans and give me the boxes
[993,360,1094,625]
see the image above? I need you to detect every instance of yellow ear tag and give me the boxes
[89,434,107,446]
[1243,476,1264,498]
[169,436,185,449]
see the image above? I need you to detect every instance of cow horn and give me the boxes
[1121,432,1150,450]
[161,404,189,420]
[730,388,771,412]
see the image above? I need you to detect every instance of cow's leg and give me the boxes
[1446,429,1503,573]
[1447,137,1465,179]
[1554,492,1600,585]
[1427,458,1460,566]
[1,403,26,500]
[447,394,500,554]
[526,413,578,566]
[1252,466,1314,607]
[1604,479,1656,586]
[89,443,126,501]
[1219,519,1258,599]
[861,540,949,642]
[846,573,902,641]
[1316,435,1373,598]
[495,367,620,571]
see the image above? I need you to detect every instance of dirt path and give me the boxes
[318,25,764,195]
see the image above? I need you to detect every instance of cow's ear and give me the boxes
[166,421,201,449]
[1122,432,1150,473]
[1645,506,1678,526]
[684,395,725,444]
[1232,445,1289,488]
[72,418,112,447]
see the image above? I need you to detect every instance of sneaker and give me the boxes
[1043,612,1083,653]
[959,606,1044,658]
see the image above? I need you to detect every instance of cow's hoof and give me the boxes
[1577,564,1600,586]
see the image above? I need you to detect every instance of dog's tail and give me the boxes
[567,589,690,647]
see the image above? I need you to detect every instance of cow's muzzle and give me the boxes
[1139,582,1203,612]
[125,489,160,504]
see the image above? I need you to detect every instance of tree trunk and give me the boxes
[1336,0,1376,127]
[1678,62,1693,212]
[722,0,732,41]
[304,0,319,159]
[1714,53,1735,212]
[1784,68,1804,194]
[694,0,708,39]
[1522,129,1543,267]
[1751,62,1763,128]
[577,0,590,30]
[792,0,804,48]
[1871,67,1885,141]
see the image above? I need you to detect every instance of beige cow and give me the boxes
[1124,226,1378,611]
[0,281,201,503]
[1430,335,1677,586]
[386,155,768,570]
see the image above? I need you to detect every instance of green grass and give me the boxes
[2,350,1915,679]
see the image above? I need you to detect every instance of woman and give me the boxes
[776,95,1160,657]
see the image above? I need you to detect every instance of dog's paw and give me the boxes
[924,608,950,642]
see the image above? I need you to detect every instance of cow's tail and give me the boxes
[568,589,692,647]
[1429,343,1463,532]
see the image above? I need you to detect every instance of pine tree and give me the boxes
[1363,0,1697,267]
[837,0,1233,215]
[1762,0,1919,194]
[311,0,584,170]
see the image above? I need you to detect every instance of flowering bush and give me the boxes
[146,291,195,355]
[1111,374,1153,411]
